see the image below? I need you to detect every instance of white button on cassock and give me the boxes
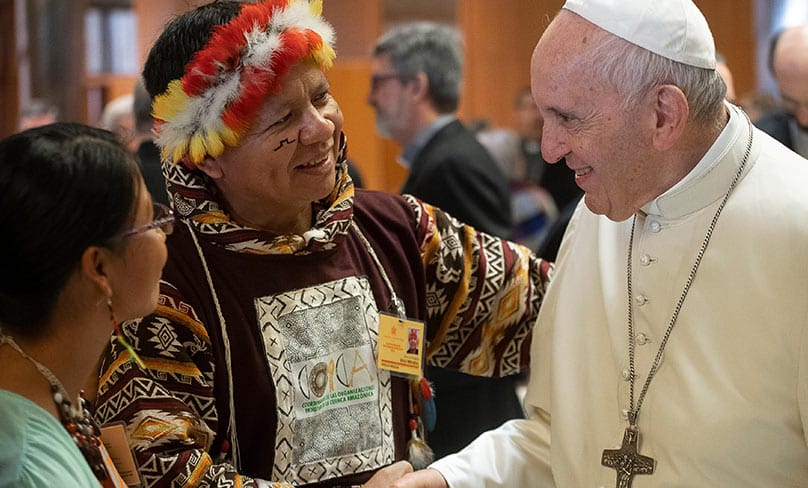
[650,221,661,232]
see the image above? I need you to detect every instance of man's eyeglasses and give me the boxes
[119,202,175,239]
[370,73,401,91]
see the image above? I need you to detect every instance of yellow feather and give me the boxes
[152,79,189,121]
[221,125,240,146]
[189,134,207,164]
[313,44,336,69]
[172,139,189,164]
[206,130,225,157]
[309,0,323,17]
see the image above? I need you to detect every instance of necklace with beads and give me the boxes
[0,332,109,482]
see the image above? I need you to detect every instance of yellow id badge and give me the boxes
[377,313,425,378]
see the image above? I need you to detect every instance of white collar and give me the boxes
[641,103,757,219]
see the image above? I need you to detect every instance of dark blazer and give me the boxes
[756,111,794,150]
[401,120,513,239]
[400,119,523,459]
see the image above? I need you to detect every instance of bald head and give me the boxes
[531,11,596,82]
[773,24,808,74]
[772,24,808,128]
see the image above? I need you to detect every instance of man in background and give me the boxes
[757,24,808,158]
[715,52,737,103]
[18,98,58,131]
[98,94,136,151]
[368,22,522,460]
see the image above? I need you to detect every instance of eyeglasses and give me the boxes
[119,202,175,239]
[370,73,401,91]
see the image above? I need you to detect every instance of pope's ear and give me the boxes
[195,155,224,179]
[651,84,688,151]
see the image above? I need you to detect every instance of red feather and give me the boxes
[419,377,433,400]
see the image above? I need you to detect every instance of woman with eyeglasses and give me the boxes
[0,122,173,487]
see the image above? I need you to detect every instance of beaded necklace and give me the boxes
[0,332,108,482]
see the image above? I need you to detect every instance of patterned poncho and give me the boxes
[94,134,552,487]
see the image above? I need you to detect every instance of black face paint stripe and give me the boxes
[274,137,297,151]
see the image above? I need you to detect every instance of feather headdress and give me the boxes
[152,0,336,165]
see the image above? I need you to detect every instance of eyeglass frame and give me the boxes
[116,202,175,240]
[369,73,404,92]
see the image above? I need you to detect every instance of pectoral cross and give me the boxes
[601,426,655,488]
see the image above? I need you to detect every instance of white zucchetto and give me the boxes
[563,0,716,69]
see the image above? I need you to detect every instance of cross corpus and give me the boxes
[601,426,655,488]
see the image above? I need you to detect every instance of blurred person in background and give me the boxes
[512,86,582,212]
[738,89,779,124]
[18,98,59,131]
[757,24,808,158]
[132,78,169,206]
[475,127,558,252]
[369,21,527,461]
[99,94,137,152]
[715,52,736,102]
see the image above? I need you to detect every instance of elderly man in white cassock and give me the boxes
[391,0,808,487]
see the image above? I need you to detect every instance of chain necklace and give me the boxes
[601,115,754,488]
[0,332,109,482]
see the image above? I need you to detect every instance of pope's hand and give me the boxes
[361,461,413,487]
[389,468,449,488]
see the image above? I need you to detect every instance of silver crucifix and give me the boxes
[601,426,655,488]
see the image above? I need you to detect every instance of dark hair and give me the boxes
[142,1,245,98]
[0,122,142,336]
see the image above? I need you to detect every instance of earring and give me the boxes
[107,297,145,368]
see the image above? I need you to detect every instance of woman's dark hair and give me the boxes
[143,1,244,98]
[0,122,142,336]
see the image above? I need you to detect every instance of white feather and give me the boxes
[156,0,336,160]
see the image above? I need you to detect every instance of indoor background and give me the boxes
[1,0,806,192]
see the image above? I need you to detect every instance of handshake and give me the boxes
[360,463,447,488]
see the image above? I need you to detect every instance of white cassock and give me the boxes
[431,104,808,487]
